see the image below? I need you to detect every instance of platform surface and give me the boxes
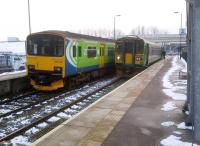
[32,56,194,146]
[32,59,166,146]
[0,70,26,81]
[102,57,190,146]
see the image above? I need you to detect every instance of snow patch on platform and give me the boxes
[162,89,186,100]
[177,122,192,130]
[162,56,187,101]
[161,102,177,111]
[181,58,187,73]
[160,135,199,146]
[173,131,182,135]
[161,121,175,127]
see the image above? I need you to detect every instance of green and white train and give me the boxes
[26,31,115,91]
[115,36,162,73]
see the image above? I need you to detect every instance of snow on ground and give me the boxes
[181,58,187,73]
[25,127,39,135]
[71,105,81,110]
[0,108,11,114]
[177,122,192,130]
[35,104,41,107]
[0,132,6,137]
[162,56,187,101]
[173,131,182,135]
[161,102,177,112]
[160,135,199,146]
[47,116,60,123]
[16,111,23,115]
[185,111,189,115]
[162,89,186,100]
[64,108,77,113]
[0,70,26,76]
[0,42,25,55]
[161,121,175,127]
[10,135,31,146]
[20,118,31,125]
[57,112,69,119]
[159,57,197,145]
[37,122,48,128]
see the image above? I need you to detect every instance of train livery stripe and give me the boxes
[66,40,77,67]
[66,40,77,76]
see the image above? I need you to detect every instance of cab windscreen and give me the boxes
[27,34,64,57]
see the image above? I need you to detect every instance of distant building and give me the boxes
[7,37,20,42]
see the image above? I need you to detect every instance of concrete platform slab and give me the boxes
[0,70,26,81]
[37,125,91,146]
[68,107,111,128]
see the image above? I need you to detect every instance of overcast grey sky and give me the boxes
[0,0,186,40]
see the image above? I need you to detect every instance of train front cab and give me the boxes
[115,38,146,74]
[26,33,66,91]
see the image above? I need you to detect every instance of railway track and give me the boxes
[0,76,125,145]
[0,90,62,118]
[0,91,37,105]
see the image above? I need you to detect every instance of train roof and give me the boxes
[27,30,115,43]
[117,36,162,47]
[116,35,144,42]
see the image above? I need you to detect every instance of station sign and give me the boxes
[179,28,186,35]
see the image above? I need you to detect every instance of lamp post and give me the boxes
[114,15,121,40]
[28,0,32,34]
[174,11,182,57]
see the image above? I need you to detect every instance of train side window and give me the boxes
[87,46,96,58]
[33,44,38,54]
[78,46,82,57]
[73,46,76,57]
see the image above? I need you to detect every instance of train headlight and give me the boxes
[54,67,62,73]
[28,65,35,70]
[117,56,121,60]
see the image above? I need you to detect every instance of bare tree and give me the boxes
[130,26,168,36]
[76,28,123,39]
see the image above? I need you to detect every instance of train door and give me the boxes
[132,41,136,65]
[72,45,78,73]
[145,44,149,65]
[125,42,134,65]
[99,44,105,68]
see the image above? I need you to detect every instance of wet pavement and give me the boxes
[102,56,196,146]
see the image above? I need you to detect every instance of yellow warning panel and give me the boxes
[125,53,133,64]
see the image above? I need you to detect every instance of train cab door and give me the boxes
[99,44,105,68]
[125,42,134,65]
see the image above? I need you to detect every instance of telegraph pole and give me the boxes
[113,15,121,40]
[28,0,32,34]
